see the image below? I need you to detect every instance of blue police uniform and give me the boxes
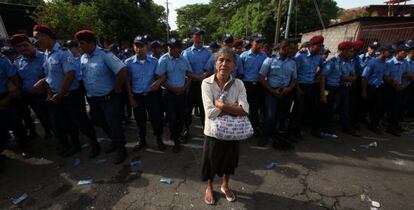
[295,51,324,84]
[404,56,414,117]
[44,42,79,93]
[359,52,377,69]
[362,57,386,87]
[125,55,163,141]
[290,51,324,135]
[80,46,127,149]
[240,49,267,82]
[239,49,267,130]
[321,55,356,133]
[385,57,409,86]
[361,57,387,129]
[259,55,297,141]
[182,45,211,76]
[321,56,355,87]
[182,45,211,130]
[0,55,16,94]
[14,50,45,93]
[156,53,192,142]
[81,46,126,97]
[156,53,192,88]
[259,56,297,88]
[44,43,98,155]
[384,56,409,134]
[0,55,28,150]
[14,50,52,134]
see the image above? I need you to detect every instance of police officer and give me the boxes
[75,29,128,163]
[10,34,52,139]
[360,41,380,68]
[204,33,243,78]
[361,45,393,134]
[208,41,221,54]
[239,32,268,138]
[350,40,366,131]
[259,39,297,149]
[404,41,414,117]
[33,25,100,158]
[384,43,411,136]
[156,38,192,153]
[233,40,244,55]
[182,28,212,141]
[150,41,163,59]
[320,41,358,137]
[125,36,165,151]
[322,47,331,62]
[0,52,28,164]
[290,35,325,138]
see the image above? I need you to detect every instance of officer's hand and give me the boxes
[0,98,9,110]
[114,86,123,94]
[271,88,281,97]
[361,91,367,99]
[129,96,138,108]
[50,93,63,104]
[32,81,44,94]
[396,84,404,91]
[320,95,327,104]
[280,87,290,95]
[177,87,186,95]
[8,82,20,98]
[150,81,160,91]
[296,86,303,95]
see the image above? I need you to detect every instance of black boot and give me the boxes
[89,142,101,158]
[62,144,82,157]
[132,138,147,152]
[114,147,127,164]
[105,143,117,154]
[180,128,189,144]
[172,140,181,153]
[156,136,166,151]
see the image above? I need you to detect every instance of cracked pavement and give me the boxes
[1,119,414,210]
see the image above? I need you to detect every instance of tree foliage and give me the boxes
[176,0,340,43]
[33,0,167,42]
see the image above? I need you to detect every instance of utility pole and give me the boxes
[165,0,170,41]
[274,0,283,45]
[284,0,294,39]
[313,0,325,29]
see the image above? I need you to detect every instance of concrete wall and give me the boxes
[301,22,360,55]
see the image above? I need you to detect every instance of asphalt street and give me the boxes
[1,118,414,210]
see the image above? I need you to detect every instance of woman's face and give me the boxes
[215,54,235,77]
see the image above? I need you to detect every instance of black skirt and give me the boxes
[201,136,240,181]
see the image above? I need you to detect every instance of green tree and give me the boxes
[0,0,43,5]
[176,4,211,38]
[93,0,166,42]
[176,0,340,43]
[33,0,103,40]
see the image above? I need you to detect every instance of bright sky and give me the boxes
[153,0,389,30]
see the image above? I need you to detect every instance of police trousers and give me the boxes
[263,90,292,138]
[49,88,97,147]
[290,83,321,132]
[244,81,264,130]
[87,91,125,147]
[132,92,163,140]
[163,90,186,141]
[365,85,384,128]
[185,81,204,128]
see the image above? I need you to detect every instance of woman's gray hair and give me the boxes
[214,47,237,64]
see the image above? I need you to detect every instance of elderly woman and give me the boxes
[201,48,249,205]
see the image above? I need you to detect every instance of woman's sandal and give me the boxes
[220,187,236,202]
[204,189,215,205]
